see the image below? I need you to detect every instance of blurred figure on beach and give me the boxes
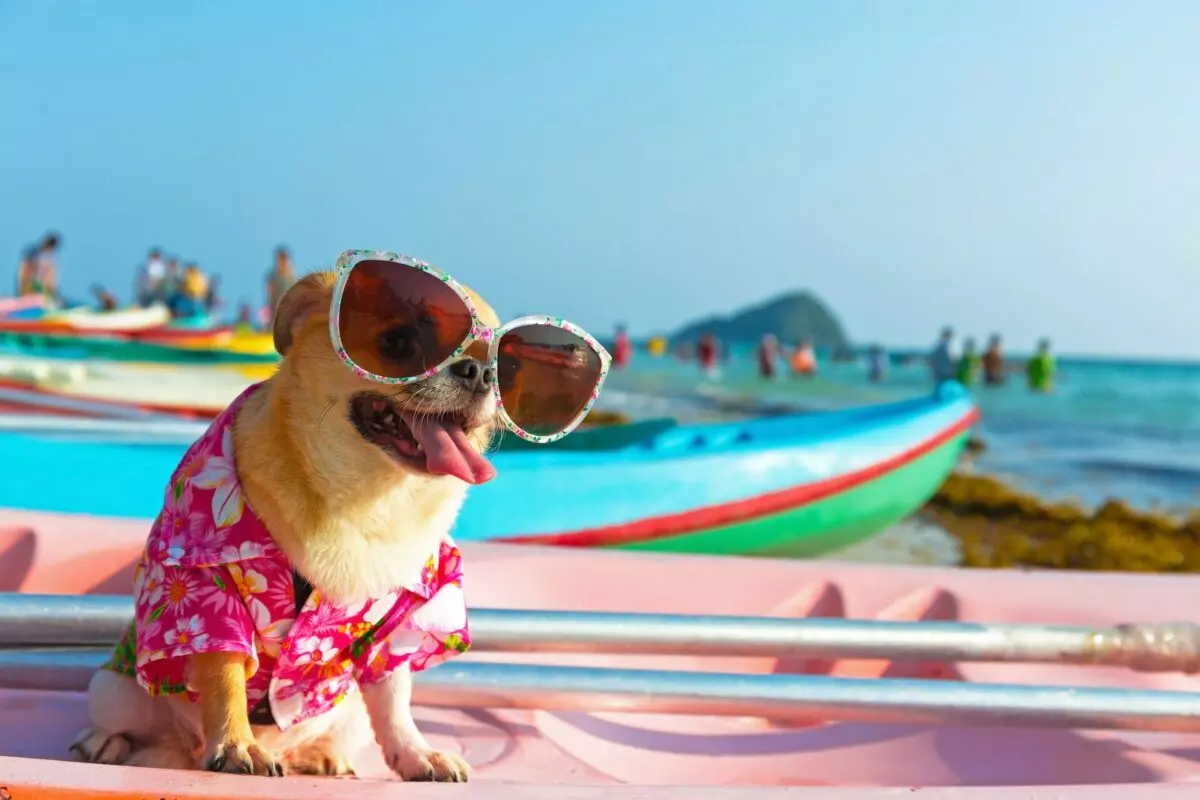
[15,246,39,296]
[645,335,667,357]
[789,338,817,378]
[757,334,780,379]
[612,324,632,369]
[265,245,296,321]
[162,258,182,301]
[956,337,981,386]
[1027,338,1056,393]
[929,326,957,385]
[165,262,209,318]
[235,302,256,333]
[867,344,887,383]
[34,232,60,301]
[697,331,720,377]
[982,334,1007,386]
[204,275,222,314]
[135,248,166,306]
[91,284,119,311]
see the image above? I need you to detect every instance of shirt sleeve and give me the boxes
[353,553,471,686]
[134,561,257,696]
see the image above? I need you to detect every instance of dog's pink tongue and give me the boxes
[403,413,496,485]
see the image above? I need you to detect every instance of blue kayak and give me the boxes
[0,384,977,557]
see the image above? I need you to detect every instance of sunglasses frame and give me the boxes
[329,249,613,444]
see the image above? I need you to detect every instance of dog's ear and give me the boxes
[272,272,336,356]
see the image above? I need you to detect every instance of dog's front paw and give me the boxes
[204,738,285,777]
[385,745,469,782]
[69,726,132,765]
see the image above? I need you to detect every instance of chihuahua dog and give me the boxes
[70,269,500,781]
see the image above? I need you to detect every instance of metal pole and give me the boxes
[1,649,1199,733]
[1,594,1198,673]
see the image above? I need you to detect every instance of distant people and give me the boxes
[173,263,209,318]
[91,284,119,312]
[789,338,817,378]
[757,334,780,379]
[612,325,632,370]
[982,334,1007,386]
[162,258,182,302]
[35,231,61,301]
[136,248,167,306]
[929,326,957,384]
[204,275,222,313]
[956,337,981,386]
[265,245,296,322]
[697,332,720,377]
[1027,338,1056,393]
[235,302,255,332]
[15,246,39,296]
[867,344,888,383]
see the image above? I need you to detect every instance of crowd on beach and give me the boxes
[13,231,299,329]
[610,323,1057,393]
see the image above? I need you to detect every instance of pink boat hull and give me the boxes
[1,507,1199,798]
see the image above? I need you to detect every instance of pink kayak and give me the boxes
[1,507,1199,799]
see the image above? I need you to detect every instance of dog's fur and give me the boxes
[70,270,500,780]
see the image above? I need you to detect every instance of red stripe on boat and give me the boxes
[499,407,980,547]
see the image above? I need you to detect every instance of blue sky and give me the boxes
[2,1,1197,357]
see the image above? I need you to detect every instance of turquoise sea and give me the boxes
[600,349,1200,515]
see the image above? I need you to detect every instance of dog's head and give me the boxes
[270,271,500,492]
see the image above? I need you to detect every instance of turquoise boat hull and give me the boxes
[0,384,977,556]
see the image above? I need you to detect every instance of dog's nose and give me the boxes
[449,358,493,394]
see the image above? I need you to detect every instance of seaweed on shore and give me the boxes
[581,409,631,427]
[924,472,1200,572]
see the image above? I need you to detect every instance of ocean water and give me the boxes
[599,350,1200,515]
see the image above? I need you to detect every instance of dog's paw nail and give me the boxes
[204,741,283,777]
[387,747,470,782]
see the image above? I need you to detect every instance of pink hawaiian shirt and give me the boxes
[104,383,471,731]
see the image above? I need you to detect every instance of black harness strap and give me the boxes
[247,569,314,726]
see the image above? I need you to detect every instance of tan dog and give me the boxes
[70,270,501,780]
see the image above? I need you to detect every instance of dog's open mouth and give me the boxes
[349,393,496,485]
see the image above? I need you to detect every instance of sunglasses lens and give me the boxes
[497,324,603,437]
[338,260,473,380]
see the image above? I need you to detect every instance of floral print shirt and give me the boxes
[104,383,471,731]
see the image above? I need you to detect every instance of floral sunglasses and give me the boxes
[330,250,612,443]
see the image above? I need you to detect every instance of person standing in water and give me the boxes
[982,334,1007,386]
[956,337,981,386]
[757,334,780,379]
[929,326,957,384]
[612,325,632,370]
[1027,338,1056,392]
[697,332,720,377]
[265,245,296,322]
[789,338,817,378]
[867,344,888,383]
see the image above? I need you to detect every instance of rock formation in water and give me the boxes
[672,291,850,349]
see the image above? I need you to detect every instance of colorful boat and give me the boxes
[0,507,1197,796]
[0,384,977,556]
[0,327,280,365]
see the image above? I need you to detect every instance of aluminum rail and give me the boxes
[1,594,1198,673]
[0,649,1198,733]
